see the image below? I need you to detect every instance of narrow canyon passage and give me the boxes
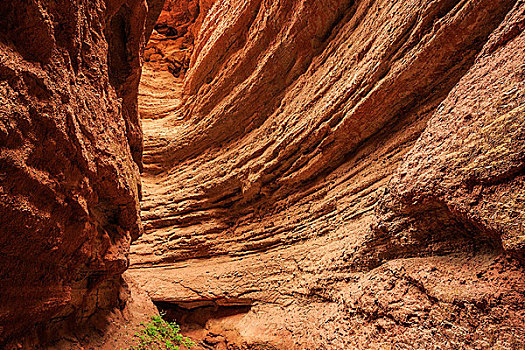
[132,5,262,346]
[1,0,524,349]
[129,1,525,349]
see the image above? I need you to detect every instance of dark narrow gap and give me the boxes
[154,301,252,328]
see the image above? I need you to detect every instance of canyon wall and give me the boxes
[1,0,522,348]
[132,0,525,349]
[0,0,151,346]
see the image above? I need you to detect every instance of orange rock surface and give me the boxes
[0,0,148,346]
[132,0,525,349]
[1,0,524,348]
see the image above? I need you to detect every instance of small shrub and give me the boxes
[125,313,194,350]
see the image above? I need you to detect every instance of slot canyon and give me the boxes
[0,0,524,349]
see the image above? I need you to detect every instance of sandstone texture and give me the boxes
[0,0,148,346]
[132,0,525,349]
[143,0,217,79]
[1,0,524,348]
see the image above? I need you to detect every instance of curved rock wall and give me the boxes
[0,0,147,345]
[132,0,525,349]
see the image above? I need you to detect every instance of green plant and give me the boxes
[125,313,195,350]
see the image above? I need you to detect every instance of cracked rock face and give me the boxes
[132,0,525,349]
[0,0,146,345]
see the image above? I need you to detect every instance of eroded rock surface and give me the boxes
[143,0,216,79]
[0,0,148,346]
[132,0,525,349]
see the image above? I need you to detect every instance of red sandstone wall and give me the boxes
[0,0,523,348]
[0,0,146,345]
[132,1,525,348]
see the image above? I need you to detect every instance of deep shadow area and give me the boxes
[154,301,252,328]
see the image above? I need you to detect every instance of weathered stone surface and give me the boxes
[143,0,216,79]
[381,4,525,257]
[0,0,147,345]
[153,0,216,41]
[132,0,525,349]
[4,0,521,348]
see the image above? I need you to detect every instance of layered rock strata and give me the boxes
[132,0,525,349]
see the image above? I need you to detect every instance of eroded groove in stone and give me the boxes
[132,0,525,348]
